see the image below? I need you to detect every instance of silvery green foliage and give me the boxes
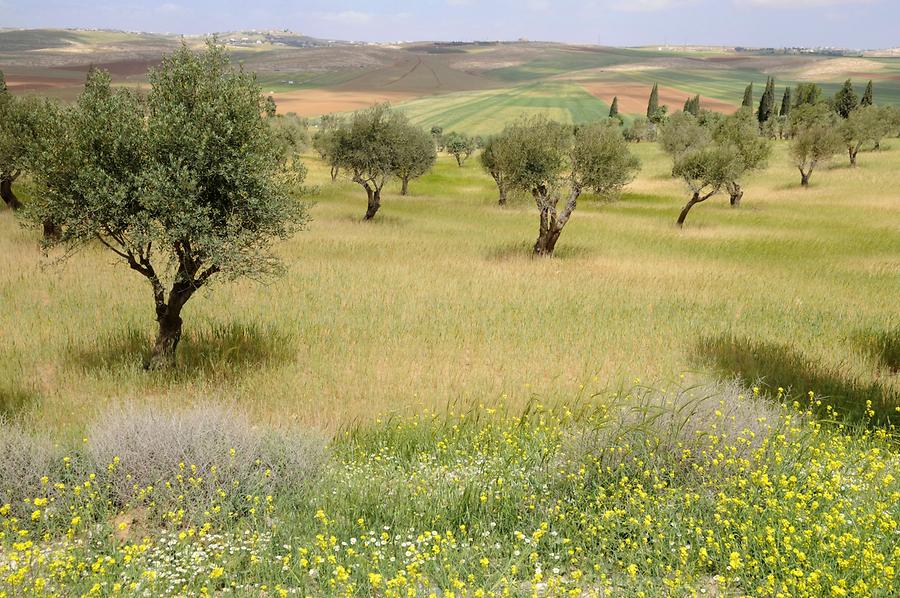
[29,41,308,298]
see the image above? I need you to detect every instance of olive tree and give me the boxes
[392,122,437,196]
[328,104,414,219]
[841,106,887,166]
[0,89,52,212]
[658,111,710,159]
[479,133,514,206]
[502,117,640,256]
[712,109,771,207]
[28,44,307,369]
[672,145,743,227]
[270,113,309,164]
[444,132,475,166]
[789,104,842,187]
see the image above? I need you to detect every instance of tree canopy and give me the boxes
[328,104,435,217]
[444,132,476,166]
[500,117,639,255]
[789,103,843,187]
[392,121,437,196]
[27,43,308,368]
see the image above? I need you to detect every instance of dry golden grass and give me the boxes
[0,142,897,432]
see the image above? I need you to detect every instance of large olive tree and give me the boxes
[502,117,640,256]
[328,104,416,219]
[28,43,307,369]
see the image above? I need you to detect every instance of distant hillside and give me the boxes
[3,28,900,130]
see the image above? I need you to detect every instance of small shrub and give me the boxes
[88,402,326,520]
[563,381,782,475]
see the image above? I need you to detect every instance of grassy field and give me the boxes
[1,140,898,434]
[2,35,900,593]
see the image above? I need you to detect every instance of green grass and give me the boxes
[1,140,898,432]
[397,81,609,135]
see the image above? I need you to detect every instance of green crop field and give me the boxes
[398,82,610,135]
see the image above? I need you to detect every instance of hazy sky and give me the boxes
[2,0,896,48]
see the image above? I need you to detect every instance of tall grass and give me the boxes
[0,142,898,432]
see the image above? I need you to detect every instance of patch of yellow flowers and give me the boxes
[1,392,897,596]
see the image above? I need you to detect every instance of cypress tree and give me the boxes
[742,83,753,108]
[794,82,821,107]
[780,87,791,117]
[757,77,775,123]
[681,94,701,116]
[861,80,874,107]
[609,96,619,118]
[647,83,659,119]
[833,79,859,118]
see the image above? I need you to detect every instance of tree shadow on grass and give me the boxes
[695,334,898,427]
[67,322,297,381]
[485,241,590,261]
[0,383,40,419]
[855,326,900,374]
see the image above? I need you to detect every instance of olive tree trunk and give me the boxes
[676,189,717,228]
[148,309,183,370]
[1,175,21,210]
[533,186,580,257]
[364,186,382,220]
[491,172,507,206]
[330,165,339,182]
[800,169,811,187]
[727,182,743,208]
[848,143,861,167]
[43,219,61,241]
[400,176,410,196]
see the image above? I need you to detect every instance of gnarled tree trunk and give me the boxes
[364,187,381,220]
[727,182,743,208]
[1,175,21,210]
[677,193,701,227]
[849,143,861,167]
[400,177,410,196]
[43,219,61,241]
[800,169,811,187]
[330,165,339,182]
[148,309,183,370]
[491,172,507,206]
[532,185,580,257]
[676,189,716,228]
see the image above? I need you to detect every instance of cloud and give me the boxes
[735,0,876,6]
[610,0,697,12]
[314,10,372,25]
[157,3,185,15]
